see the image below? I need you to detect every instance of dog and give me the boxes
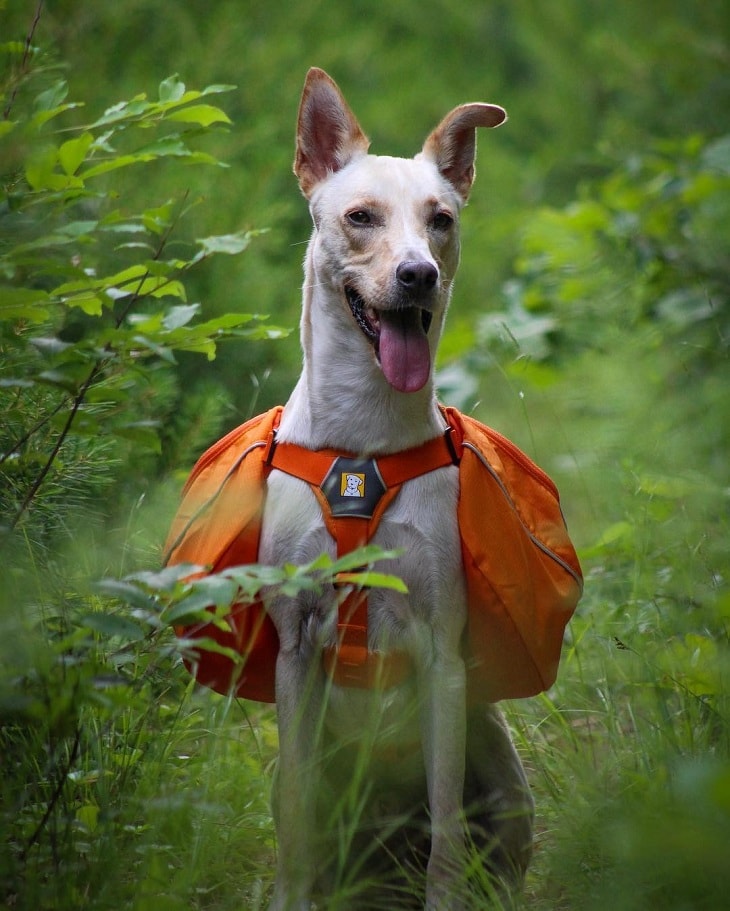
[260,68,534,910]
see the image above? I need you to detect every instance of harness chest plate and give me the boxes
[321,456,388,519]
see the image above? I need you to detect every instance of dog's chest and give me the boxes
[258,464,466,658]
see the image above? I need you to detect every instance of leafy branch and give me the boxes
[1,0,44,122]
[97,546,407,648]
[6,198,184,528]
[1,60,287,537]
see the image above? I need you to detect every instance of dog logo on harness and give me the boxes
[341,472,365,497]
[322,457,387,518]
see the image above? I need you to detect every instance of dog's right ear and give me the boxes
[294,68,371,198]
[420,102,507,203]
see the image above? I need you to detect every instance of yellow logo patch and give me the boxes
[340,472,365,498]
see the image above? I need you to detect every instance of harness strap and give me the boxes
[264,424,459,688]
[267,428,459,490]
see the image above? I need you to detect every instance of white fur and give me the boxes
[261,68,531,911]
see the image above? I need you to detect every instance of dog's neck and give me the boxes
[278,254,447,456]
[282,370,446,456]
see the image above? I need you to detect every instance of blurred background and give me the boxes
[1,1,729,909]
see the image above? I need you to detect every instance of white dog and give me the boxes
[260,68,534,911]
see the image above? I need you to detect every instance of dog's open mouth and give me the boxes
[346,286,433,393]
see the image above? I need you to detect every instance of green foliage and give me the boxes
[0,56,287,541]
[0,17,287,910]
[102,548,407,632]
[480,135,730,366]
[485,133,730,911]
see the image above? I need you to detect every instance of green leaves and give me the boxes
[15,75,234,197]
[58,132,94,175]
[106,547,407,631]
[484,135,730,371]
[195,230,259,258]
[25,143,83,191]
[88,75,235,130]
[0,71,287,532]
[0,286,51,322]
[166,104,232,127]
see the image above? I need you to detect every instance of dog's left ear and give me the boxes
[420,103,507,202]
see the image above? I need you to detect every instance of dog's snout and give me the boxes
[397,260,438,296]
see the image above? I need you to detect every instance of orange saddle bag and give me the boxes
[164,406,583,703]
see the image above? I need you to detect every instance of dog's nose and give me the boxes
[397,261,438,296]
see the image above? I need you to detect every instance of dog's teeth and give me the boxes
[365,307,380,329]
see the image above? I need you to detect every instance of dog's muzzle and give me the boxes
[345,282,435,393]
[345,286,434,349]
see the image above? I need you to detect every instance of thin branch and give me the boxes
[8,364,103,531]
[0,398,67,466]
[3,0,45,121]
[6,193,190,532]
[19,725,81,862]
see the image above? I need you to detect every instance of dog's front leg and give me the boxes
[420,650,468,911]
[268,633,323,911]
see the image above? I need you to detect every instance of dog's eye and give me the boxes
[432,211,454,231]
[347,210,372,226]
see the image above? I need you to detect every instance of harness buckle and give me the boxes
[263,428,278,466]
[443,424,460,465]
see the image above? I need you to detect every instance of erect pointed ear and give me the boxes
[294,67,371,198]
[420,102,507,202]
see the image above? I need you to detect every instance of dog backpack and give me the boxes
[164,406,583,703]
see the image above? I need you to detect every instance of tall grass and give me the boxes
[508,464,730,911]
[4,427,727,911]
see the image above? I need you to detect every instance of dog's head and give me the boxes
[294,68,506,395]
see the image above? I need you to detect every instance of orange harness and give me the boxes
[165,405,583,704]
[263,420,459,688]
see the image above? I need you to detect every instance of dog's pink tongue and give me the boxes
[378,308,431,393]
